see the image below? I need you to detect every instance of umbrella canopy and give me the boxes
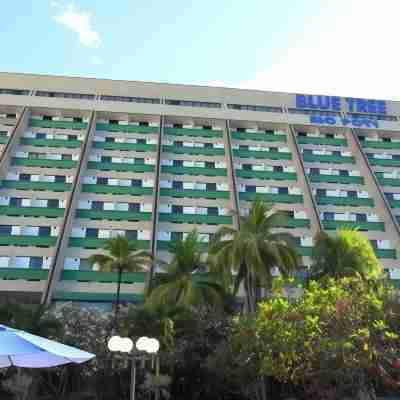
[0,324,95,368]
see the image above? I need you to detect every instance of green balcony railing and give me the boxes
[316,196,374,207]
[368,157,400,167]
[309,174,364,185]
[161,166,227,177]
[0,136,8,144]
[388,200,400,208]
[0,235,57,247]
[160,188,229,199]
[374,249,397,259]
[322,220,385,231]
[53,291,145,303]
[82,184,153,196]
[303,154,355,164]
[0,206,64,218]
[231,132,286,142]
[30,119,87,130]
[376,174,400,187]
[236,170,297,181]
[233,149,292,160]
[12,158,76,169]
[361,140,400,150]
[69,238,150,249]
[61,270,146,283]
[76,209,152,221]
[87,161,155,173]
[93,142,157,152]
[0,268,49,280]
[157,240,209,251]
[21,138,82,148]
[1,180,72,192]
[278,219,310,228]
[296,246,313,257]
[159,213,232,225]
[239,192,303,204]
[163,145,225,156]
[297,137,347,146]
[164,127,222,138]
[96,123,158,134]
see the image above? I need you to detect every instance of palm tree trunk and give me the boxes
[114,266,122,327]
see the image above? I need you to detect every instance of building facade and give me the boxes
[0,72,399,306]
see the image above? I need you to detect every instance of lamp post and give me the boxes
[108,335,160,400]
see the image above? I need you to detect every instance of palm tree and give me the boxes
[147,230,228,309]
[209,199,299,313]
[89,235,151,321]
[311,228,382,280]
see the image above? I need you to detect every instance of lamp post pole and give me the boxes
[131,357,136,400]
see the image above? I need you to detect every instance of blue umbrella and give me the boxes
[0,324,95,368]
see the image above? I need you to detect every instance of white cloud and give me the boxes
[236,1,400,100]
[52,3,100,48]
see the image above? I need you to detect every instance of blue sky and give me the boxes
[1,1,399,99]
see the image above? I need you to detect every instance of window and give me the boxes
[298,132,307,137]
[86,228,98,238]
[101,156,112,163]
[171,232,183,241]
[205,162,215,169]
[62,154,72,161]
[92,201,103,211]
[134,158,145,164]
[316,189,326,196]
[38,227,51,237]
[278,187,288,195]
[139,121,149,126]
[172,205,183,214]
[0,88,29,96]
[207,207,218,216]
[348,191,357,198]
[36,91,95,100]
[129,203,140,212]
[173,181,183,190]
[203,125,212,130]
[126,230,138,241]
[36,133,46,139]
[19,174,30,181]
[29,257,43,269]
[43,116,53,121]
[105,137,115,143]
[97,177,108,185]
[356,214,367,222]
[204,143,213,149]
[165,99,221,109]
[326,133,334,139]
[385,193,394,200]
[131,179,142,187]
[47,199,59,209]
[323,212,334,220]
[288,108,341,117]
[73,117,83,123]
[10,198,22,207]
[0,225,11,235]
[227,104,282,113]
[69,135,78,141]
[174,141,183,147]
[206,183,216,191]
[137,139,146,145]
[246,185,256,193]
[100,95,160,104]
[358,136,365,141]
[55,175,66,183]
[339,170,349,176]
[173,124,183,129]
[239,145,249,150]
[243,164,252,171]
[310,168,319,175]
[269,147,278,153]
[173,160,183,167]
[109,120,119,125]
[274,166,283,172]
[383,137,391,143]
[237,128,246,132]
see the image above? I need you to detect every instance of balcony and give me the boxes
[93,142,157,152]
[388,200,400,208]
[0,206,64,218]
[1,180,72,192]
[376,174,400,187]
[0,235,57,247]
[361,141,400,150]
[231,132,287,142]
[76,209,152,221]
[164,127,222,138]
[69,238,150,249]
[322,220,385,231]
[316,196,374,207]
[278,219,310,228]
[87,161,155,173]
[303,154,355,164]
[96,123,158,134]
[309,174,364,185]
[236,170,297,181]
[161,166,227,177]
[160,188,229,199]
[368,158,400,167]
[30,119,88,130]
[159,213,232,225]
[157,240,209,251]
[374,249,397,259]
[297,137,347,146]
[233,149,291,160]
[239,192,303,204]
[163,145,225,156]
[0,268,49,280]
[12,158,76,169]
[61,270,146,283]
[21,138,82,148]
[82,184,153,196]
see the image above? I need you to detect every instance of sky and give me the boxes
[0,1,399,100]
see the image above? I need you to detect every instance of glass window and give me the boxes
[278,187,288,194]
[173,160,183,167]
[310,168,319,175]
[92,201,103,211]
[356,214,367,222]
[47,199,59,208]
[38,227,51,237]
[206,183,216,191]
[86,228,98,238]
[62,154,72,160]
[239,145,249,150]
[97,177,108,185]
[105,137,115,143]
[324,212,334,220]
[126,230,138,241]
[274,166,283,173]
[339,170,349,176]
[129,203,140,212]
[174,141,183,147]
[246,185,256,193]
[29,257,43,269]
[137,139,146,145]
[316,189,326,196]
[0,225,11,235]
[19,174,30,181]
[171,232,183,241]
[55,175,66,183]
[172,181,183,190]
[242,164,252,171]
[9,198,22,207]
[348,191,357,198]
[131,179,142,187]
[207,207,218,216]
[36,133,46,139]
[205,162,215,169]
[134,158,145,164]
[172,205,183,214]
[101,156,112,163]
